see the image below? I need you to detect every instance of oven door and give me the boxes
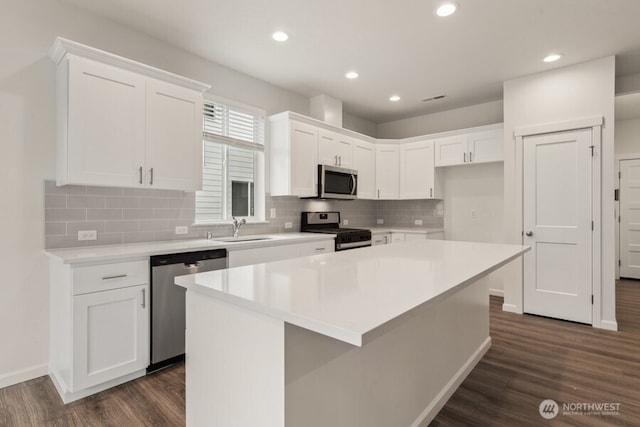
[320,165,357,199]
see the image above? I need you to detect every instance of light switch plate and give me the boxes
[270,208,277,218]
[471,210,478,219]
[175,226,188,235]
[414,219,423,225]
[78,230,97,241]
[343,219,349,225]
[284,222,293,229]
[377,219,384,225]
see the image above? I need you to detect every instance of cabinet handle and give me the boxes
[383,236,388,244]
[139,166,143,185]
[339,156,342,166]
[377,189,380,199]
[469,152,473,163]
[149,167,154,185]
[315,248,325,251]
[430,188,433,198]
[463,152,466,163]
[334,155,338,165]
[102,274,127,280]
[141,288,146,308]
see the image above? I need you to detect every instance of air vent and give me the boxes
[421,95,446,102]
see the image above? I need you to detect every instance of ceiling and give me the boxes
[59,0,640,123]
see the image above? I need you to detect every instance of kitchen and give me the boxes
[1,0,640,425]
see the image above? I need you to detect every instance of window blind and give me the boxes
[203,101,264,151]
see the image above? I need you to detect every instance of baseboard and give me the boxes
[502,303,522,314]
[0,363,48,390]
[51,369,146,404]
[410,336,492,427]
[598,319,619,331]
[489,288,504,298]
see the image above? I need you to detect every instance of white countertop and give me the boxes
[175,240,529,347]
[370,227,444,235]
[45,233,335,264]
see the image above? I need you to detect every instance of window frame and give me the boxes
[195,94,266,225]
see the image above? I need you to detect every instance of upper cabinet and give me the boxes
[352,139,376,199]
[435,127,503,167]
[375,145,400,199]
[400,140,440,199]
[49,38,210,191]
[318,129,352,168]
[270,116,319,197]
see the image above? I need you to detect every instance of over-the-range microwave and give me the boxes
[313,164,358,200]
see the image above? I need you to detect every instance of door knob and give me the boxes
[525,231,534,236]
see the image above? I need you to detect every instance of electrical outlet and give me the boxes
[284,222,293,229]
[414,219,423,226]
[471,210,478,219]
[175,226,188,235]
[377,219,384,225]
[343,219,349,225]
[78,230,97,241]
[270,208,277,218]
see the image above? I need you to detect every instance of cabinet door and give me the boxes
[372,233,391,245]
[352,140,376,199]
[228,244,301,268]
[426,231,445,240]
[375,145,400,199]
[290,121,319,197]
[405,233,427,241]
[400,140,435,199]
[73,284,149,391]
[146,78,203,191]
[391,233,405,243]
[318,130,352,168]
[434,135,468,167]
[468,129,503,164]
[66,56,146,187]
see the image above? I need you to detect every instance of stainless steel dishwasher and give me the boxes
[148,249,227,372]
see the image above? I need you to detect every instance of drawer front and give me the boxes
[73,260,149,295]
[299,240,335,256]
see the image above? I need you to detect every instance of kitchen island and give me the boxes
[175,239,528,427]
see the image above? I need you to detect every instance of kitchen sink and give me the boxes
[214,236,274,242]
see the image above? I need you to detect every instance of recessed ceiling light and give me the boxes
[389,95,401,102]
[345,71,359,79]
[543,53,563,63]
[272,31,289,42]
[436,2,458,17]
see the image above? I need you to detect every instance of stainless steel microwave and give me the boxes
[317,164,357,199]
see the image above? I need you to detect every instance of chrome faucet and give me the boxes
[232,217,246,237]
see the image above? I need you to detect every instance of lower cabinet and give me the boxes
[390,231,445,242]
[228,239,335,268]
[72,284,149,391]
[372,233,391,245]
[49,259,149,403]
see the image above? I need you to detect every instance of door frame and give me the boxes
[513,116,603,327]
[615,154,640,279]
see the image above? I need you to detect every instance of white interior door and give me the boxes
[523,129,593,324]
[620,159,640,279]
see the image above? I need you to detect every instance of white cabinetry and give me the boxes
[435,128,503,167]
[228,239,335,268]
[49,37,209,191]
[318,129,352,168]
[270,117,319,197]
[49,259,150,403]
[372,233,391,245]
[375,145,400,199]
[400,140,440,199]
[352,140,376,199]
[389,231,444,242]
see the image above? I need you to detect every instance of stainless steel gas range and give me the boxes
[300,211,372,251]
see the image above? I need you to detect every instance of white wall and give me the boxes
[343,112,378,138]
[503,57,616,329]
[376,100,503,139]
[0,0,319,387]
[615,118,640,156]
[442,163,504,295]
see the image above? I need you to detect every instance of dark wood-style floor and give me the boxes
[1,280,639,426]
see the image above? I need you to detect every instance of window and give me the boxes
[196,97,265,223]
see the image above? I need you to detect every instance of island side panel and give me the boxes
[285,276,490,427]
[185,290,285,427]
